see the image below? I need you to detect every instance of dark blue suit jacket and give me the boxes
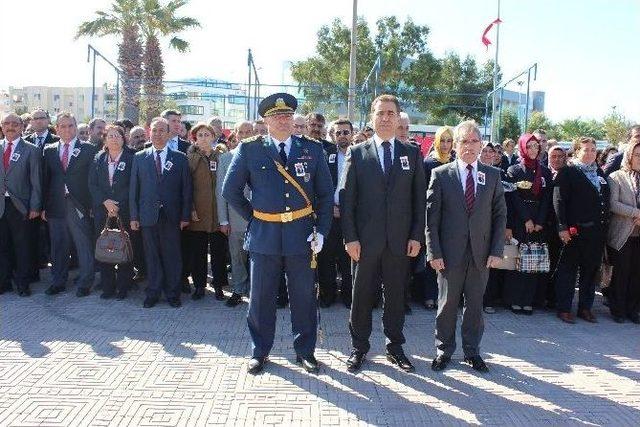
[129,146,192,227]
[42,140,97,218]
[88,149,135,226]
[222,135,334,256]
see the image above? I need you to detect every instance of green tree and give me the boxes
[76,0,144,123]
[556,118,605,141]
[602,110,631,145]
[139,0,200,122]
[497,108,522,142]
[526,111,554,134]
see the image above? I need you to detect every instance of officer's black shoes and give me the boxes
[226,293,243,307]
[45,285,65,295]
[18,288,31,297]
[247,357,267,374]
[143,297,158,308]
[76,288,90,297]
[613,315,626,324]
[116,290,127,300]
[296,354,319,374]
[214,288,225,301]
[100,291,115,300]
[341,296,352,309]
[276,295,288,308]
[629,313,640,324]
[346,350,366,372]
[431,355,451,372]
[386,350,415,373]
[191,287,205,301]
[463,355,489,373]
[181,282,191,294]
[167,297,182,308]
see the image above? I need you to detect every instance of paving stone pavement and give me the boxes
[1,273,639,426]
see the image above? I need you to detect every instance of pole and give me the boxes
[491,0,501,142]
[524,69,532,132]
[347,0,358,121]
[115,73,120,121]
[91,49,96,119]
[247,49,252,120]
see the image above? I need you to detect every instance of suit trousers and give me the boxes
[0,199,32,291]
[130,229,146,275]
[349,246,409,354]
[435,244,489,358]
[608,239,640,318]
[187,230,229,290]
[554,233,604,313]
[248,252,316,358]
[30,218,50,277]
[48,198,95,289]
[317,218,352,300]
[228,231,249,295]
[141,209,182,299]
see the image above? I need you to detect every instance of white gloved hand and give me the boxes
[307,233,324,254]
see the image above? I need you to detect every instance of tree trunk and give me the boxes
[119,24,143,124]
[142,34,164,124]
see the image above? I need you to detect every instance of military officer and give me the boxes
[222,93,333,374]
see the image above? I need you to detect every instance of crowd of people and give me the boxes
[1,94,639,375]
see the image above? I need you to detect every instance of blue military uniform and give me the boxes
[222,94,333,361]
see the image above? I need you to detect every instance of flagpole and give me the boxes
[491,0,501,142]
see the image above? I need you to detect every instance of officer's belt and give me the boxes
[253,159,316,223]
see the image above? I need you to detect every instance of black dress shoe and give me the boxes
[296,354,319,373]
[386,351,415,372]
[346,350,366,372]
[18,288,31,297]
[76,288,90,297]
[45,285,65,295]
[191,287,205,300]
[431,355,451,372]
[628,313,640,324]
[276,295,288,308]
[613,315,626,324]
[100,291,115,299]
[167,297,182,308]
[226,293,243,307]
[248,357,267,374]
[464,355,489,372]
[214,289,225,301]
[181,283,192,294]
[116,290,127,300]
[143,297,158,308]
[342,297,352,309]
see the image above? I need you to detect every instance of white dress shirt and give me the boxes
[334,149,347,205]
[58,138,77,162]
[2,137,20,196]
[269,135,292,158]
[456,158,478,194]
[373,133,395,173]
[34,130,49,147]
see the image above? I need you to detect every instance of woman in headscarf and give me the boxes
[606,140,640,323]
[505,133,553,315]
[421,126,455,309]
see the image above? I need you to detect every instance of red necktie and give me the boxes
[465,164,475,212]
[61,143,70,171]
[3,142,12,170]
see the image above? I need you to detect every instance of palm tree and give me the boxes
[76,0,144,124]
[139,0,200,122]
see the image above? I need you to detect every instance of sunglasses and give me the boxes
[335,130,352,136]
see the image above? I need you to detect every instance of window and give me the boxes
[178,105,204,115]
[227,95,246,105]
[53,95,60,102]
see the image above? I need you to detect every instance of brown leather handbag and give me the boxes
[95,215,133,264]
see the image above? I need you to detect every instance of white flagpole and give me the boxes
[491,0,501,142]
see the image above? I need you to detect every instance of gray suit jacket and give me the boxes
[426,161,507,268]
[0,138,42,217]
[216,150,249,233]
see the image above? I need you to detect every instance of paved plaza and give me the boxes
[1,273,639,426]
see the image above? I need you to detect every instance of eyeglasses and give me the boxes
[335,130,352,136]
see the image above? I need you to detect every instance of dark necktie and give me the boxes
[465,164,475,212]
[3,142,12,170]
[382,140,392,178]
[155,150,162,176]
[37,136,43,147]
[278,142,287,165]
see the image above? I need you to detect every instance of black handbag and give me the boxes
[95,215,133,264]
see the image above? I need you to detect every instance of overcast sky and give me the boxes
[2,0,638,122]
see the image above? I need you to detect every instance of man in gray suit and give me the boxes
[426,120,507,372]
[0,113,42,296]
[217,121,253,307]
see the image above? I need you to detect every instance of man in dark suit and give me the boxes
[222,93,334,375]
[130,117,192,308]
[603,125,640,176]
[340,94,426,373]
[25,109,60,149]
[0,113,41,296]
[533,129,549,167]
[42,112,97,296]
[317,119,353,308]
[427,120,507,373]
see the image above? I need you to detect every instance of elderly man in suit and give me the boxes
[130,117,192,308]
[340,94,426,373]
[0,113,41,296]
[427,120,507,373]
[42,112,98,297]
[222,93,333,375]
[216,121,253,307]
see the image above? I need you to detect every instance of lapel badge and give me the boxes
[10,152,20,162]
[117,161,126,171]
[72,147,81,157]
[294,163,305,177]
[477,171,486,185]
[304,173,311,182]
[400,156,410,170]
[328,153,336,163]
[165,160,173,171]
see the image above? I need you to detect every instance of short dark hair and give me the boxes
[182,120,192,133]
[370,94,401,114]
[88,117,106,129]
[121,118,134,130]
[161,109,181,119]
[306,113,326,124]
[333,118,353,132]
[627,124,640,140]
